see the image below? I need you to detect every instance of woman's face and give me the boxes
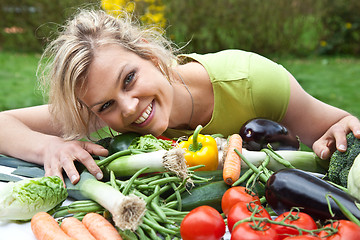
[80,44,174,136]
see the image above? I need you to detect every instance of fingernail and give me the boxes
[356,130,360,135]
[96,172,103,180]
[320,150,325,159]
[71,175,78,183]
[338,144,346,151]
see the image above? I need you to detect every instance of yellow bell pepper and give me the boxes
[178,125,218,171]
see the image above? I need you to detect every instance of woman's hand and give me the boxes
[312,115,360,160]
[42,137,109,185]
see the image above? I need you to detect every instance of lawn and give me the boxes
[0,52,43,111]
[0,51,359,118]
[278,57,360,118]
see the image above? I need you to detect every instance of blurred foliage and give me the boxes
[318,0,360,55]
[1,0,360,56]
[0,0,100,52]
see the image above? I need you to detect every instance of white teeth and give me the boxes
[135,103,153,124]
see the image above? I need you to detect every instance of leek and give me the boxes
[220,148,328,173]
[104,148,189,180]
[65,172,146,231]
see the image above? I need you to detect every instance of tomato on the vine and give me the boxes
[272,211,317,239]
[227,201,271,233]
[221,186,261,216]
[318,220,360,239]
[231,221,278,240]
[180,205,226,240]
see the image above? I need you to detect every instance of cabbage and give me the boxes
[0,176,67,221]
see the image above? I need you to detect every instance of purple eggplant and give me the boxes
[265,168,360,221]
[239,118,299,151]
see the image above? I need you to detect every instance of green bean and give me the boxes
[148,176,181,186]
[131,226,145,240]
[164,185,187,202]
[143,216,178,235]
[140,223,162,240]
[145,184,171,204]
[53,202,104,218]
[235,149,268,183]
[110,171,120,191]
[164,172,182,211]
[262,148,295,169]
[150,186,167,222]
[148,210,175,224]
[189,174,212,182]
[96,149,133,167]
[187,164,206,171]
[232,168,253,186]
[164,200,178,209]
[136,174,163,184]
[122,167,150,195]
[136,184,156,190]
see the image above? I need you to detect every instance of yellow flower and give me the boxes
[345,22,352,29]
[320,40,327,47]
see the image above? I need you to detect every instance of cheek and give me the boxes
[98,112,124,131]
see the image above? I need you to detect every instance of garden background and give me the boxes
[1,0,360,118]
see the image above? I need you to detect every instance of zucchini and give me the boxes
[181,180,230,212]
[265,168,360,221]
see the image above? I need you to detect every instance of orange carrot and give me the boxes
[61,217,97,240]
[223,134,243,185]
[82,212,123,240]
[31,212,75,240]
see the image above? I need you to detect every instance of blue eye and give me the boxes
[98,100,114,113]
[124,72,135,87]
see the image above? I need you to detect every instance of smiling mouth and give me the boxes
[134,102,153,125]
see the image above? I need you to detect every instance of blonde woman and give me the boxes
[0,9,359,185]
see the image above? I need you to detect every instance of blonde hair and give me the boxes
[38,9,177,140]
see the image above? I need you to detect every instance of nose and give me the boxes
[118,94,139,118]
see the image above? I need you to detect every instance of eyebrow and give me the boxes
[89,64,127,110]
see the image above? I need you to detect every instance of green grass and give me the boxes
[277,57,360,118]
[1,51,359,119]
[0,51,44,111]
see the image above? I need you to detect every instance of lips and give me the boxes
[134,101,154,126]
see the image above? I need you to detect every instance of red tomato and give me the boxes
[272,211,317,240]
[283,236,320,239]
[227,201,271,233]
[231,221,278,240]
[318,220,360,240]
[221,186,261,216]
[180,205,226,240]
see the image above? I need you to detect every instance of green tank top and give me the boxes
[164,50,290,138]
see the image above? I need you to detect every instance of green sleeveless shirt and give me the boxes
[164,50,290,138]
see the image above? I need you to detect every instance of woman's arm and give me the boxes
[0,105,107,184]
[281,73,360,159]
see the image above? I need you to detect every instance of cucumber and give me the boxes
[192,170,224,183]
[180,180,230,212]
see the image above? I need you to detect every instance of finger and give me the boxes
[44,159,66,187]
[347,116,360,138]
[313,137,333,160]
[60,155,81,184]
[331,125,348,152]
[82,141,109,157]
[73,150,103,180]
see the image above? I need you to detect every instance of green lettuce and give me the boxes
[129,134,173,151]
[0,176,67,221]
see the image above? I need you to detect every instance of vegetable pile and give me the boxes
[1,121,360,240]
